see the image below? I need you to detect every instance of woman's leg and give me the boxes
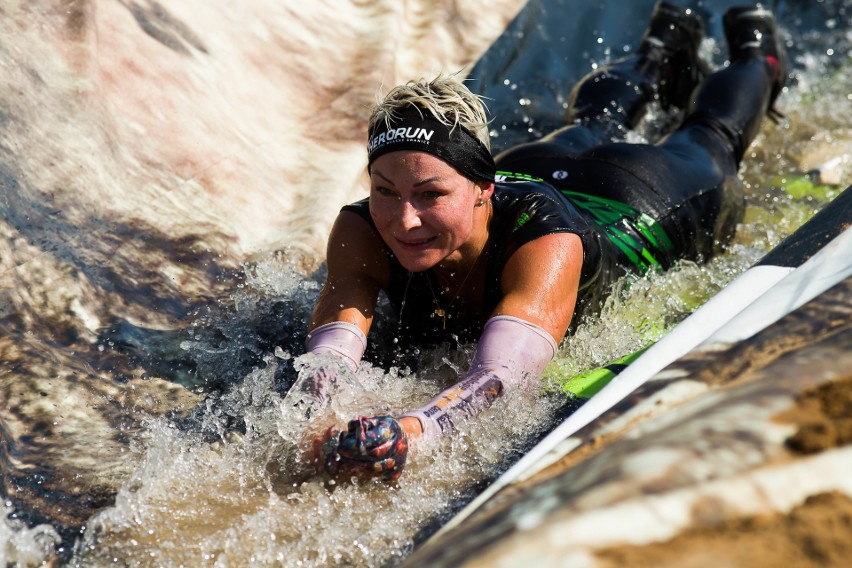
[678,4,788,163]
[569,5,787,261]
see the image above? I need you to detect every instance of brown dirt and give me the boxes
[779,375,852,454]
[596,491,852,568]
[523,372,852,488]
[593,375,852,568]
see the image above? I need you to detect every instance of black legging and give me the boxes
[493,52,775,262]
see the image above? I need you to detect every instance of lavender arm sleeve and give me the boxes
[305,321,367,372]
[401,315,558,438]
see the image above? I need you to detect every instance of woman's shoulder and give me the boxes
[341,196,371,219]
[491,175,584,231]
[488,174,601,269]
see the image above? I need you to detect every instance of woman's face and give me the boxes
[369,151,492,273]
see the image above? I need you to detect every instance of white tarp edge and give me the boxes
[436,226,852,536]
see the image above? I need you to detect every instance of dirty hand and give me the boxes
[321,415,409,482]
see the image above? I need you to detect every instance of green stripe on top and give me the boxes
[561,190,674,274]
[496,170,544,182]
[494,170,675,274]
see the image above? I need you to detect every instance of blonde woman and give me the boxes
[305,2,787,481]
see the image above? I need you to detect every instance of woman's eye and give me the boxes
[374,186,395,197]
[421,191,442,200]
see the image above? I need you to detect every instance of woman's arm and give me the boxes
[309,211,389,337]
[494,231,583,341]
[401,232,583,438]
[300,210,388,405]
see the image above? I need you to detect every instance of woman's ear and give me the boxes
[476,181,495,204]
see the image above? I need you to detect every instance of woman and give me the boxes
[305,2,787,481]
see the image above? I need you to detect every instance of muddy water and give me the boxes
[1,0,850,566]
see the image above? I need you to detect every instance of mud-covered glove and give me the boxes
[322,415,409,482]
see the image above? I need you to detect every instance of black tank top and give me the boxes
[341,178,629,346]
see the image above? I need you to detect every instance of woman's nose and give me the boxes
[398,200,422,230]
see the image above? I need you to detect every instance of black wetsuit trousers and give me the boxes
[493,53,776,263]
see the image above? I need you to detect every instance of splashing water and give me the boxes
[65,351,564,565]
[1,503,60,568]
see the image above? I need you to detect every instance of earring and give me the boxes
[476,201,484,207]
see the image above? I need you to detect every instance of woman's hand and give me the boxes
[320,415,410,482]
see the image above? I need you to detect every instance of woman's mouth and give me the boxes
[395,235,437,250]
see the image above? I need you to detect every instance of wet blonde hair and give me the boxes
[368,73,491,151]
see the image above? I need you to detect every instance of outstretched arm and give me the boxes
[301,211,388,402]
[401,232,583,439]
[309,211,388,339]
